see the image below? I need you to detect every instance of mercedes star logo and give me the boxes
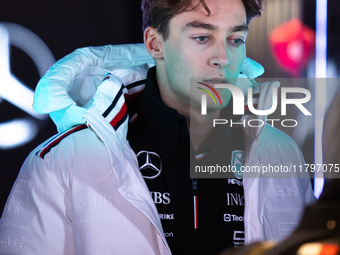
[0,22,55,149]
[136,150,162,179]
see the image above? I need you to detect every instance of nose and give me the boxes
[209,42,231,69]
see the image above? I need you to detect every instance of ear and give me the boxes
[144,27,164,59]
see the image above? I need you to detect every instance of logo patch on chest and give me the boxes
[137,150,162,179]
[231,150,245,179]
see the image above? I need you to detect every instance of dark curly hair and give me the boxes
[141,0,264,40]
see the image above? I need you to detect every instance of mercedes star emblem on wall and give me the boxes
[0,22,55,149]
[137,150,162,179]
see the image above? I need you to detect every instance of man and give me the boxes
[0,0,315,254]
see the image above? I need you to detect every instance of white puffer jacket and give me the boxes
[0,44,315,255]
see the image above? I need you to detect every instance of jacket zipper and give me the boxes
[243,177,247,244]
[192,177,198,229]
[192,177,199,255]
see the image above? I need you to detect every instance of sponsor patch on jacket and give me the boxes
[231,150,245,179]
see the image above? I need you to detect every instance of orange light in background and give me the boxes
[269,19,316,77]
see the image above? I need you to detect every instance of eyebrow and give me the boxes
[231,24,249,33]
[181,21,249,33]
[181,21,217,31]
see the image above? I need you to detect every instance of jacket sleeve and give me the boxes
[244,124,316,244]
[32,44,154,132]
[0,149,74,254]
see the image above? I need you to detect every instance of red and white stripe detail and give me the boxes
[36,124,87,158]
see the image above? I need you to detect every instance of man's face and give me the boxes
[156,0,248,110]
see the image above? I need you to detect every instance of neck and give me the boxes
[156,68,221,151]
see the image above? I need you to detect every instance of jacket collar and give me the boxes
[129,66,191,158]
[129,66,240,159]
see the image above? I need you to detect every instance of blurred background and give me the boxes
[0,0,339,213]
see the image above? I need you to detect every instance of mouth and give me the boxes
[202,78,231,84]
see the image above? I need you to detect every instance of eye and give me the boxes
[193,36,209,44]
[229,38,245,46]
